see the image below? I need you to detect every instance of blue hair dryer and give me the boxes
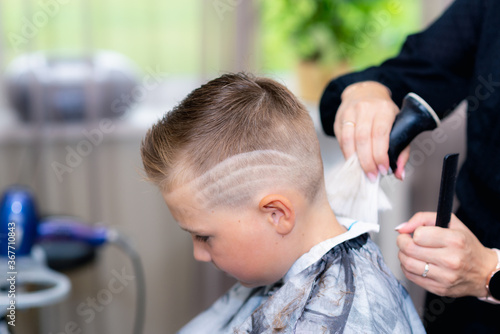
[0,186,38,257]
[0,186,144,334]
[0,186,109,256]
[0,186,109,311]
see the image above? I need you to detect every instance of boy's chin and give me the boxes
[239,281,263,288]
[238,278,277,288]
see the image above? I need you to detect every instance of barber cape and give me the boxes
[177,218,425,334]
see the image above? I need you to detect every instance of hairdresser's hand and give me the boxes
[335,81,409,181]
[396,212,498,298]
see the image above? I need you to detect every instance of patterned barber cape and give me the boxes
[177,219,425,334]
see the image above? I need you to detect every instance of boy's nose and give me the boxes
[193,243,212,262]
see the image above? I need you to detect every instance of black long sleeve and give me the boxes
[320,0,485,136]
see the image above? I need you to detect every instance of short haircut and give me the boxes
[140,73,324,207]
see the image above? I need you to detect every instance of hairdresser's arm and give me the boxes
[320,0,484,176]
[396,212,498,298]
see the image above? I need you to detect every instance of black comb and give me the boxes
[435,153,459,228]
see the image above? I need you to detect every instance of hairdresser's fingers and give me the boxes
[401,264,469,297]
[333,106,343,145]
[398,242,445,284]
[397,238,467,296]
[371,100,399,176]
[333,102,348,141]
[401,270,462,297]
[397,233,440,264]
[400,265,459,297]
[354,105,379,179]
[401,256,490,298]
[399,251,438,280]
[334,105,357,159]
[397,226,464,263]
[401,213,468,247]
[395,146,410,180]
[395,211,438,234]
[397,214,498,298]
[340,118,357,159]
[399,228,495,291]
[396,216,489,261]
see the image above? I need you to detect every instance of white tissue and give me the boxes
[325,154,391,224]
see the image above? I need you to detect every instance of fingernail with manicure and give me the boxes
[378,164,388,176]
[394,222,407,231]
[367,172,377,183]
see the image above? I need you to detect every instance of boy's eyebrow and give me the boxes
[178,225,204,235]
[179,225,194,233]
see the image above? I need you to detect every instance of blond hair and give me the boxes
[141,73,324,205]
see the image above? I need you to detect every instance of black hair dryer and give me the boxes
[388,93,441,172]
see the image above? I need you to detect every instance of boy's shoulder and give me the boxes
[237,230,425,333]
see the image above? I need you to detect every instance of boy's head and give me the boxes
[141,73,338,287]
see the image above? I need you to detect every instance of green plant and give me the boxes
[260,0,420,68]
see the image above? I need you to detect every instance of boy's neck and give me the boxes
[291,196,347,260]
[306,202,346,249]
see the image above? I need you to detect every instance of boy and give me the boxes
[140,73,424,333]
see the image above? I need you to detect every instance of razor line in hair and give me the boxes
[171,150,302,208]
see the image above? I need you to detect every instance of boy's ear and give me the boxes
[259,195,295,235]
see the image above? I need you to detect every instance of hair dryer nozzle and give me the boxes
[388,93,440,172]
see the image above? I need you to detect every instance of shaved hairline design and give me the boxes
[169,150,307,208]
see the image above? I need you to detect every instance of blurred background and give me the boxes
[0,0,466,333]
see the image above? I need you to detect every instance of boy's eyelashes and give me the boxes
[195,235,210,243]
